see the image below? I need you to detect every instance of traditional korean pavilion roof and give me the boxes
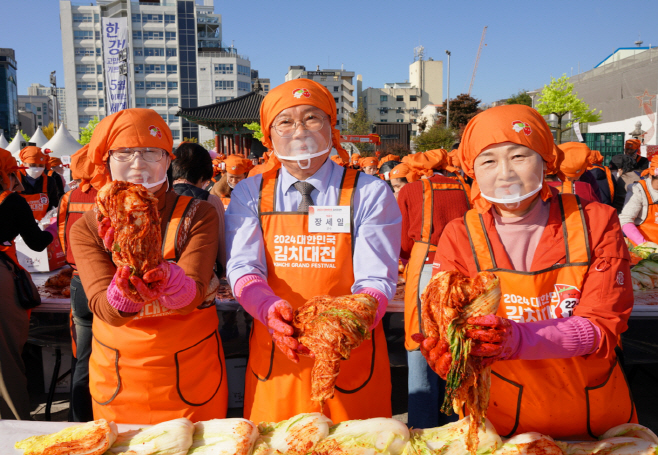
[177,90,265,132]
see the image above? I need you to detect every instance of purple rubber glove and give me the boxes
[622,223,647,246]
[356,287,389,330]
[107,275,145,313]
[159,262,196,310]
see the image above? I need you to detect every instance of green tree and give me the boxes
[78,116,99,145]
[413,124,458,152]
[535,75,601,144]
[506,90,532,107]
[20,131,29,142]
[343,104,373,152]
[243,122,263,142]
[182,137,198,143]
[437,94,481,130]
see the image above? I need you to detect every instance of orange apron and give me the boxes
[463,194,634,438]
[558,179,574,194]
[56,190,95,259]
[404,179,469,350]
[20,174,50,221]
[244,167,392,423]
[89,195,227,424]
[634,179,658,243]
[221,197,231,211]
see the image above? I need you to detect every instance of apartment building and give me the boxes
[27,83,67,128]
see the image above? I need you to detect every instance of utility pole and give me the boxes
[445,50,451,128]
[50,71,58,130]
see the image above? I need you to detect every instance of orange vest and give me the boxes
[558,179,574,194]
[447,171,472,201]
[221,197,231,211]
[635,179,658,244]
[404,179,470,350]
[244,168,392,423]
[89,194,227,424]
[57,189,96,267]
[20,174,50,221]
[463,194,635,438]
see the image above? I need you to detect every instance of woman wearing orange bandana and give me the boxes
[360,156,379,175]
[0,147,53,419]
[619,154,658,246]
[623,138,648,172]
[547,142,600,204]
[388,163,420,198]
[415,105,635,439]
[210,154,252,210]
[226,79,401,423]
[69,108,227,424]
[587,149,616,206]
[18,146,64,220]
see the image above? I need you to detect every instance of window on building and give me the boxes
[171,130,180,140]
[167,81,178,89]
[396,107,403,114]
[336,119,340,125]
[96,48,102,55]
[396,119,404,122]
[145,64,165,74]
[165,14,176,24]
[37,107,41,111]
[98,81,103,90]
[38,122,42,126]
[134,81,145,90]
[237,65,250,76]
[134,64,144,73]
[166,48,177,57]
[165,31,176,40]
[143,31,164,40]
[95,31,101,40]
[238,81,251,92]
[380,119,386,123]
[145,81,166,89]
[97,64,102,73]
[99,99,104,107]
[166,64,177,74]
[37,115,42,120]
[79,115,94,124]
[410,95,417,101]
[168,114,178,123]
[145,47,165,57]
[78,98,98,107]
[136,98,146,107]
[320,77,326,81]
[333,86,339,92]
[76,64,96,74]
[215,80,234,90]
[214,63,233,74]
[379,107,388,114]
[74,30,94,40]
[94,14,99,22]
[77,82,97,91]
[75,47,96,57]
[134,48,144,57]
[380,95,388,102]
[131,14,141,23]
[264,84,269,91]
[146,97,166,107]
[396,95,403,101]
[410,108,418,114]
[133,31,142,40]
[73,14,92,23]
[142,14,163,23]
[334,97,339,103]
[168,97,178,105]
[215,96,234,102]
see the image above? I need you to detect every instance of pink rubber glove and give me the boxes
[234,274,281,325]
[158,262,197,310]
[98,217,115,250]
[107,274,145,313]
[356,287,388,330]
[44,222,58,238]
[622,223,647,246]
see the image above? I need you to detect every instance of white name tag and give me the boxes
[308,206,350,233]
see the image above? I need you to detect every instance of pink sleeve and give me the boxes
[234,274,281,325]
[622,223,646,246]
[356,287,388,330]
[502,316,602,361]
[106,276,144,313]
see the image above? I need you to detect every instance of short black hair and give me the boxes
[172,143,213,183]
[378,160,399,175]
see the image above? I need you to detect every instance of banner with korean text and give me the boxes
[101,17,129,114]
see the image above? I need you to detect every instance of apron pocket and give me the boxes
[335,330,377,394]
[90,336,120,405]
[585,359,634,438]
[175,330,224,406]
[489,370,523,438]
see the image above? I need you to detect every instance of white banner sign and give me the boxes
[573,122,584,142]
[102,17,129,115]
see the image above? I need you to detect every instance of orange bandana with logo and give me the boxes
[389,163,420,182]
[458,104,557,213]
[225,154,253,176]
[359,157,378,168]
[625,139,641,150]
[19,146,47,165]
[87,108,174,189]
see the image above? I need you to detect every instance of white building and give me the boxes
[59,0,257,144]
[359,57,442,136]
[284,66,355,128]
[27,83,67,128]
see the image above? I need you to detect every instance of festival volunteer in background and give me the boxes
[226,79,401,423]
[416,105,635,438]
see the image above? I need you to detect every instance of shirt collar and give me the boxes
[280,156,335,195]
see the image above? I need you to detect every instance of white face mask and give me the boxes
[26,167,45,179]
[480,181,543,208]
[227,181,236,189]
[275,144,333,170]
[140,174,168,189]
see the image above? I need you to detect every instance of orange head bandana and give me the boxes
[458,105,557,213]
[0,147,21,190]
[225,154,252,176]
[389,163,420,182]
[258,79,349,174]
[360,157,379,168]
[378,154,401,169]
[351,153,360,165]
[47,156,63,170]
[641,154,658,177]
[19,146,47,165]
[88,108,174,189]
[625,139,641,151]
[405,149,451,177]
[70,145,96,192]
[587,149,604,169]
[558,142,591,180]
[448,149,462,170]
[330,155,347,167]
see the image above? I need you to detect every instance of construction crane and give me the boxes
[468,26,488,96]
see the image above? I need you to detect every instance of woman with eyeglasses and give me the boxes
[69,109,227,424]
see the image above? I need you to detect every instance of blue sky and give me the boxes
[3,0,658,104]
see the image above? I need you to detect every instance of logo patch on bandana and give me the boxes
[292,88,311,99]
[512,120,532,136]
[149,125,162,139]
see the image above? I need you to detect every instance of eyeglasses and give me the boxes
[271,113,325,138]
[109,148,167,162]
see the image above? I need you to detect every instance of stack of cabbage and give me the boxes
[14,414,658,455]
[630,242,658,290]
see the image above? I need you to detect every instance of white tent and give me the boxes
[42,124,82,158]
[0,134,8,149]
[29,128,49,148]
[7,132,27,157]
